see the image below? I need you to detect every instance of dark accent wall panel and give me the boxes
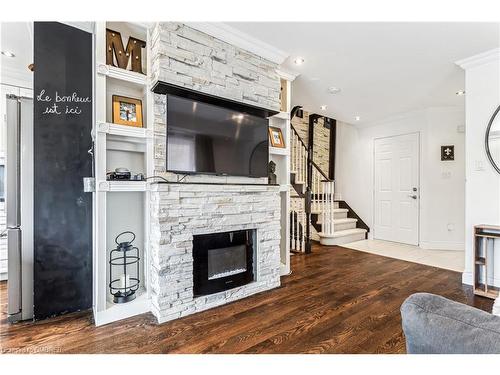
[33,22,93,319]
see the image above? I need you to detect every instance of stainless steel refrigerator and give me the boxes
[6,94,34,322]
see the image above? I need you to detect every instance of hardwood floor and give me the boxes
[0,245,492,354]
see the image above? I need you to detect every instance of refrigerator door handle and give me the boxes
[7,229,22,318]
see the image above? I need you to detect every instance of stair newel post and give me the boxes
[305,187,312,254]
[331,181,335,234]
[326,181,331,235]
[321,180,325,234]
[306,115,320,253]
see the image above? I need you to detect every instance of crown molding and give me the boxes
[277,68,300,81]
[184,22,289,65]
[455,48,500,70]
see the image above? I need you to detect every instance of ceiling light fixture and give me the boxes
[293,57,305,65]
[320,105,327,111]
[1,51,15,58]
[456,90,466,96]
[328,87,341,94]
[355,116,361,121]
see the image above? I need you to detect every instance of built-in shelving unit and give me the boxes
[270,74,295,276]
[473,224,500,299]
[93,22,153,326]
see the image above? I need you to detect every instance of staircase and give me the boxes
[289,114,368,252]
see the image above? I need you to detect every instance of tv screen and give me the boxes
[166,94,269,177]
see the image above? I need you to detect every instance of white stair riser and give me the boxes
[315,218,357,230]
[315,211,348,223]
[334,211,347,219]
[319,232,366,246]
[334,221,357,231]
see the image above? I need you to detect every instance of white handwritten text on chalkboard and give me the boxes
[36,89,91,116]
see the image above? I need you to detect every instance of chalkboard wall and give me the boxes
[33,22,93,319]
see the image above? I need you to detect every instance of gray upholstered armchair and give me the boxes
[400,293,500,354]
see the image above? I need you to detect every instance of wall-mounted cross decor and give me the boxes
[441,145,455,161]
[106,28,146,74]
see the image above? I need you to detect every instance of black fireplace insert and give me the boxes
[193,229,255,297]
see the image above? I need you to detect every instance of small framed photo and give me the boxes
[112,95,143,127]
[269,126,285,148]
[441,145,455,161]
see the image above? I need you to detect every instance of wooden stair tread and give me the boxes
[318,228,367,238]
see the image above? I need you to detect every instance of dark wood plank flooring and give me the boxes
[0,245,492,354]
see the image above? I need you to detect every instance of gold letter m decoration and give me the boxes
[106,28,146,74]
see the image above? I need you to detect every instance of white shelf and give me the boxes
[98,122,152,139]
[94,292,151,327]
[270,146,289,156]
[97,64,148,86]
[97,180,148,192]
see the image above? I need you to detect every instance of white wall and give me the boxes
[336,106,465,250]
[457,49,500,286]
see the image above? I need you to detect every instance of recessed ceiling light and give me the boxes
[1,51,15,58]
[328,87,341,94]
[320,105,327,111]
[355,116,361,121]
[456,90,466,96]
[293,57,305,65]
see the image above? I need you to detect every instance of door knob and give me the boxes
[408,194,417,200]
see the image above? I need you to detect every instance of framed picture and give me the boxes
[112,95,143,127]
[269,126,285,148]
[441,145,455,161]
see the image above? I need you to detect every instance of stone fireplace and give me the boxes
[148,22,283,324]
[149,183,281,323]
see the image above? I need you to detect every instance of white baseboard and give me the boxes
[0,272,7,281]
[462,271,473,285]
[419,241,464,251]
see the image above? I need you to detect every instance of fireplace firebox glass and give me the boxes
[193,229,255,296]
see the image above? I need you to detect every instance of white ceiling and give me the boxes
[0,22,33,86]
[227,22,500,124]
[2,22,499,124]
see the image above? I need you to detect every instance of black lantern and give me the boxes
[109,231,140,303]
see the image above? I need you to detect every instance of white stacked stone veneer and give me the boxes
[148,22,283,323]
[150,22,281,177]
[149,183,281,323]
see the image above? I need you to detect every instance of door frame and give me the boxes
[372,131,421,245]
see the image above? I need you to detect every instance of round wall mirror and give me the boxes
[486,105,500,174]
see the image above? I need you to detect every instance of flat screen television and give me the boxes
[166,94,269,177]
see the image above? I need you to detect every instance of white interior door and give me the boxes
[374,133,419,245]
